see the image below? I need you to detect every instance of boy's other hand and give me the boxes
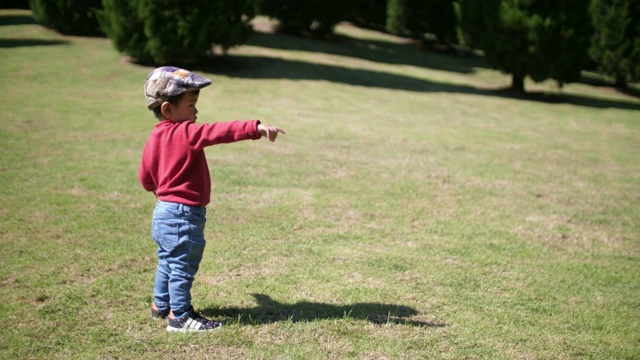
[258,124,286,142]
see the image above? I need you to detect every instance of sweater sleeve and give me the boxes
[186,120,261,150]
[138,157,157,192]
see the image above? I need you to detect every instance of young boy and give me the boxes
[139,66,285,332]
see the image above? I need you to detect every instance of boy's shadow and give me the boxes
[202,293,442,327]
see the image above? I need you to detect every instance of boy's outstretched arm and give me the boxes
[258,123,286,142]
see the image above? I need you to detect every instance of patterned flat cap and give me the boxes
[144,66,212,110]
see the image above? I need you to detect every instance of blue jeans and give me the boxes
[151,201,206,317]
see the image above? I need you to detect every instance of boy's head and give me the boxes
[144,66,211,121]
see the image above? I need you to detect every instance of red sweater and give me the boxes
[139,119,261,206]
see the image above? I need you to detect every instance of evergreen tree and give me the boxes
[351,0,387,31]
[422,0,456,44]
[257,0,356,37]
[387,0,456,44]
[458,0,593,92]
[589,0,640,88]
[386,0,407,35]
[97,0,146,59]
[29,0,103,35]
[97,0,255,64]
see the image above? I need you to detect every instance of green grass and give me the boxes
[2,9,639,359]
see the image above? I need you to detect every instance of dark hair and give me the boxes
[151,89,200,119]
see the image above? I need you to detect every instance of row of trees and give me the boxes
[98,0,255,62]
[365,0,640,91]
[28,0,640,92]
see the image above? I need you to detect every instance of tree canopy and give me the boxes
[590,0,640,89]
[458,0,593,92]
[97,0,255,64]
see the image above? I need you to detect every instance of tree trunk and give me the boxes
[511,73,525,93]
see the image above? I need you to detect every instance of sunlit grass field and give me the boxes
[1,9,639,359]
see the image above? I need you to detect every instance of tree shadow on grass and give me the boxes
[0,38,69,48]
[202,293,442,327]
[0,12,70,48]
[579,73,640,99]
[246,31,489,75]
[0,13,37,26]
[189,55,640,111]
[247,30,640,102]
[0,11,105,37]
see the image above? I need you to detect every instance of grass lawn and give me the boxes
[1,9,639,359]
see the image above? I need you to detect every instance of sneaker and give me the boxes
[167,310,222,332]
[151,303,170,320]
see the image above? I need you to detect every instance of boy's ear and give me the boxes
[160,101,172,117]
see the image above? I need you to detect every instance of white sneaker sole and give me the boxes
[166,325,221,332]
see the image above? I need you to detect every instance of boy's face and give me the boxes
[163,90,199,122]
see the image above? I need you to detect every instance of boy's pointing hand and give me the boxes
[258,124,286,142]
